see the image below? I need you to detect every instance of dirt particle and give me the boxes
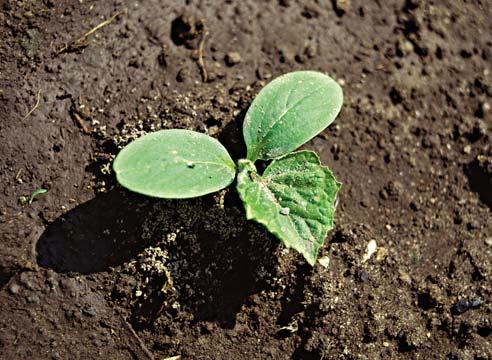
[389,87,404,105]
[176,67,190,83]
[157,51,167,68]
[171,13,203,49]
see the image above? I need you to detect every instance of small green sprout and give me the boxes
[113,71,343,265]
[29,188,48,204]
[19,188,48,205]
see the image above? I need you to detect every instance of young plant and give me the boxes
[113,71,343,265]
[19,188,48,205]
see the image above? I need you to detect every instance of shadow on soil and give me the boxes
[36,190,156,273]
[465,158,492,209]
[36,189,279,329]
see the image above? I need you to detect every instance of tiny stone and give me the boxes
[9,283,20,295]
[225,52,241,66]
[376,247,388,261]
[470,299,484,307]
[82,306,97,317]
[135,290,143,297]
[186,161,195,168]
[452,299,470,314]
[484,237,492,247]
[26,295,40,304]
[362,239,377,263]
[398,270,412,284]
[333,0,350,15]
[357,269,369,282]
[401,40,414,55]
[280,207,290,215]
[318,256,330,268]
[463,145,471,154]
[176,68,189,82]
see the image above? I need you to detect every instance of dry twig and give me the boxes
[196,28,209,82]
[72,112,91,134]
[56,11,122,55]
[121,317,154,360]
[22,89,41,121]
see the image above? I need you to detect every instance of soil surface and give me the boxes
[1,0,491,359]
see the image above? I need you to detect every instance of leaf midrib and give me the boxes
[249,85,324,159]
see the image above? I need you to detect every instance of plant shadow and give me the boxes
[36,189,279,328]
[36,190,157,273]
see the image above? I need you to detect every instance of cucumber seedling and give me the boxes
[113,71,343,265]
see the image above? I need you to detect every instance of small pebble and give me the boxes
[452,299,483,314]
[398,270,412,284]
[82,306,97,317]
[357,269,369,282]
[318,256,330,268]
[362,240,377,263]
[9,283,20,295]
[333,0,350,15]
[186,161,195,169]
[280,207,290,215]
[26,295,40,304]
[400,40,414,55]
[225,52,241,66]
[376,247,388,261]
[485,237,492,247]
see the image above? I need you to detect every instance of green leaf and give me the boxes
[243,71,343,161]
[113,129,236,199]
[237,150,341,265]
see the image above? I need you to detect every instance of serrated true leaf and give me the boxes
[113,129,235,199]
[243,71,343,162]
[237,151,341,265]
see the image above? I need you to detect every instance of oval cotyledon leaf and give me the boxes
[113,129,236,199]
[243,71,343,162]
[237,150,341,265]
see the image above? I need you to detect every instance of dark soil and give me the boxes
[1,0,491,359]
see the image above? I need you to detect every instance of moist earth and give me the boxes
[0,0,491,359]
